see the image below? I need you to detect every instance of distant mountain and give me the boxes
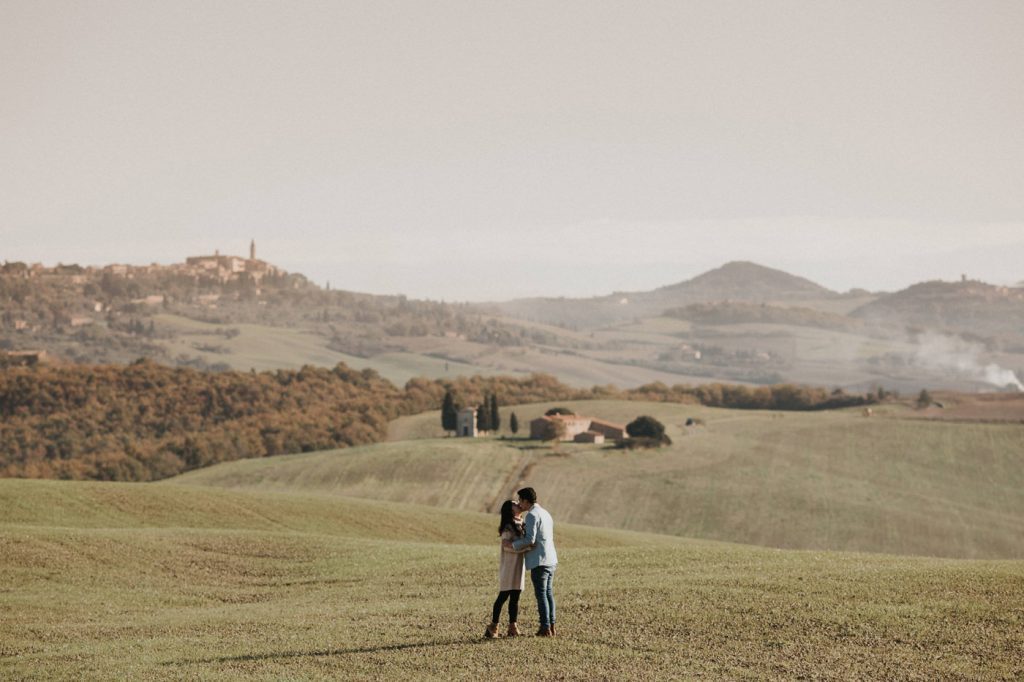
[851,280,1024,340]
[639,261,837,304]
[491,261,840,328]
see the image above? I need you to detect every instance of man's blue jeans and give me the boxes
[530,565,556,628]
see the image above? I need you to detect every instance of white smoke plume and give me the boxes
[983,364,1024,390]
[913,332,1024,391]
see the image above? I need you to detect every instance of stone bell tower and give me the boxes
[250,239,256,261]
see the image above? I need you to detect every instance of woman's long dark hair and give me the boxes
[498,500,523,536]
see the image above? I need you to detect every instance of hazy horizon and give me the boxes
[3,1,1023,301]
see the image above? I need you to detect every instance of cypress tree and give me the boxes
[441,390,458,435]
[916,389,933,409]
[490,393,500,433]
[509,411,519,435]
[477,394,490,433]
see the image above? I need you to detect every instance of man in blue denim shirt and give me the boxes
[504,487,558,637]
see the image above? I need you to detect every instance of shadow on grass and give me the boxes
[164,636,492,666]
[513,443,553,451]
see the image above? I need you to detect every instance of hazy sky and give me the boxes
[2,1,1023,300]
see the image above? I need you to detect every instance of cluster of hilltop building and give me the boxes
[2,241,282,287]
[181,241,282,285]
[455,406,626,443]
[1,242,286,341]
[110,240,283,286]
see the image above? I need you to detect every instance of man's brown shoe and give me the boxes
[507,622,521,637]
[535,626,552,637]
[550,624,556,637]
[484,623,499,639]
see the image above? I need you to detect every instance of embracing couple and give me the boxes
[484,487,558,639]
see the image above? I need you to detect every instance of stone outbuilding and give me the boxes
[586,418,627,440]
[530,414,625,443]
[456,406,478,438]
[573,431,605,444]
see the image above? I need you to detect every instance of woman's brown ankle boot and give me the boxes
[507,622,520,637]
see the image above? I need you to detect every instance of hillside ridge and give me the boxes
[5,254,1022,394]
[170,398,1024,560]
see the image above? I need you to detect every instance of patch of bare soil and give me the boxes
[912,391,1024,422]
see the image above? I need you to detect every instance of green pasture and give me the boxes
[597,315,934,390]
[152,314,726,388]
[369,351,511,386]
[482,347,716,388]
[2,479,1021,680]
[179,400,1024,560]
[153,314,366,371]
[150,311,956,390]
[152,314,496,384]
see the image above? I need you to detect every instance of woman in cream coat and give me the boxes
[484,500,529,638]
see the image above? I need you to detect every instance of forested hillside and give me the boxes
[0,361,401,480]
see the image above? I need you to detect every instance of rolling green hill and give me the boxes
[851,279,1024,340]
[2,479,1021,680]
[152,314,502,385]
[8,258,1021,392]
[171,400,1024,560]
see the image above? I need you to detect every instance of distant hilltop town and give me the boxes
[1,241,339,368]
[1,240,284,286]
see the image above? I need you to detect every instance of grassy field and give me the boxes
[151,313,693,387]
[152,314,497,384]
[175,400,1024,560]
[154,314,369,370]
[2,479,1022,680]
[149,310,1017,391]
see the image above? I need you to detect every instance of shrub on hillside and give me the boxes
[625,416,671,448]
[626,415,666,439]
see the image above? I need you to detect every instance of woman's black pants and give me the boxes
[491,589,521,623]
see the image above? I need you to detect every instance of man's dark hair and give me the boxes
[517,487,537,504]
